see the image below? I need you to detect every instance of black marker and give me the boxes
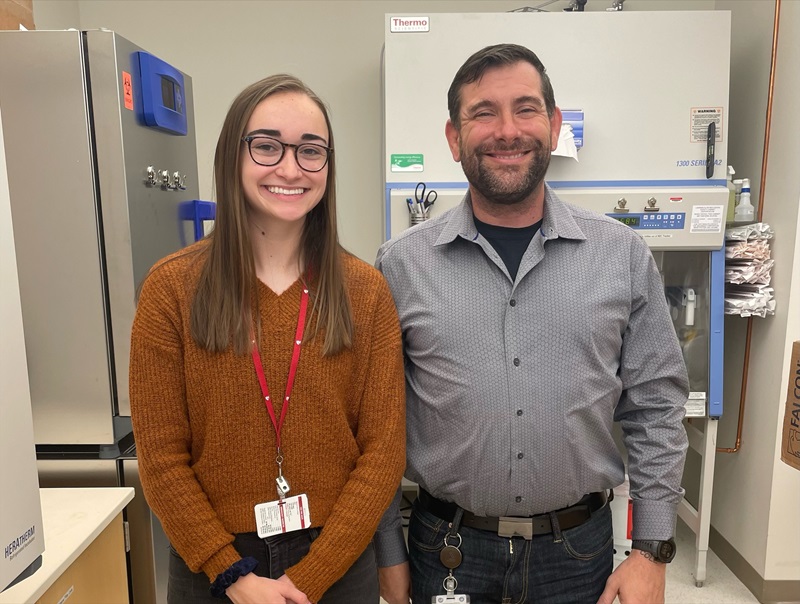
[705,121,715,179]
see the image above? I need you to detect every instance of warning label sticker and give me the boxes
[685,392,707,418]
[691,205,724,233]
[690,107,723,143]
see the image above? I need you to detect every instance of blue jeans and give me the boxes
[167,529,379,603]
[408,499,613,604]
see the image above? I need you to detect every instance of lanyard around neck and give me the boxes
[250,283,310,451]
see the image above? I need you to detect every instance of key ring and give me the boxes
[443,533,462,549]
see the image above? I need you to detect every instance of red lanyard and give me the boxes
[251,283,310,451]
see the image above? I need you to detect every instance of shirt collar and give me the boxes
[435,190,479,246]
[540,185,587,243]
[435,184,587,247]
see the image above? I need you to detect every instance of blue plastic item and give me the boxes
[135,51,188,135]
[179,199,216,244]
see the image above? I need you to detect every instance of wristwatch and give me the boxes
[631,538,677,563]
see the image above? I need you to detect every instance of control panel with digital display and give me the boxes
[550,187,728,251]
[135,51,187,135]
[607,213,686,230]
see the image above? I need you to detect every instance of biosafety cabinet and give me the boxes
[383,11,729,586]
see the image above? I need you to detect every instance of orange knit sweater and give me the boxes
[129,245,405,602]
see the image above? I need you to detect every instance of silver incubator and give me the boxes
[0,29,202,602]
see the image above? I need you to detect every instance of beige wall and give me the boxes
[32,0,74,29]
[714,0,800,587]
[29,0,800,592]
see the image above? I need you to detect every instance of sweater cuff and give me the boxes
[285,555,329,604]
[200,544,243,582]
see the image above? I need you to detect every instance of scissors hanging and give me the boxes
[415,182,438,215]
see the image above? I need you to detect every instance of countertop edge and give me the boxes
[0,487,135,604]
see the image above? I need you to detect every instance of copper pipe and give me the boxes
[717,0,781,453]
[717,317,754,453]
[756,0,781,225]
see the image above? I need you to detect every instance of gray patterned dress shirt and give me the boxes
[373,186,689,566]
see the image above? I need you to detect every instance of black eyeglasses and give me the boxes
[242,135,332,173]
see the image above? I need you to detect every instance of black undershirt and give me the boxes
[474,217,543,281]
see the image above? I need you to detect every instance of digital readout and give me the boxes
[612,215,640,227]
[161,77,176,111]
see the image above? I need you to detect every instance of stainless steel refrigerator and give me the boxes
[0,29,202,603]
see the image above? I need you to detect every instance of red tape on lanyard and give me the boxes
[251,284,310,450]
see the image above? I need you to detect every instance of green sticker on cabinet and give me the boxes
[390,154,424,172]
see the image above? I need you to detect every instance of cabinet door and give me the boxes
[37,513,128,604]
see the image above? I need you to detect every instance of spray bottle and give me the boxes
[733,178,744,207]
[734,178,755,223]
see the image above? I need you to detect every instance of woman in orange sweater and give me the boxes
[129,74,405,604]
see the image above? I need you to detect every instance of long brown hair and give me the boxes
[191,74,353,356]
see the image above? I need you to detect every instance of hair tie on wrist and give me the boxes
[209,557,258,598]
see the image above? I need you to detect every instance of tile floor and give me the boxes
[381,517,759,604]
[661,518,758,604]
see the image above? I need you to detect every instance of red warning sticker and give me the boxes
[122,71,133,111]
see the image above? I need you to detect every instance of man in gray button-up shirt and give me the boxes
[375,44,688,604]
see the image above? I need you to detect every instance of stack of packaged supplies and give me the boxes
[724,222,775,317]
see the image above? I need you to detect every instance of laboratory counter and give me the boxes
[0,487,134,604]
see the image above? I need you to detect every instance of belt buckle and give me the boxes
[497,517,533,540]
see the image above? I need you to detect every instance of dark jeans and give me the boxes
[409,499,613,604]
[167,529,379,603]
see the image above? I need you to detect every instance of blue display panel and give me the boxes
[135,51,188,135]
[607,212,686,230]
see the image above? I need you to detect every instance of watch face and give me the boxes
[658,539,676,561]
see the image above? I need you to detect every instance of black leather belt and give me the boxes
[417,488,609,540]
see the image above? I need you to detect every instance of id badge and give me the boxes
[254,493,311,538]
[433,575,470,603]
[432,596,470,603]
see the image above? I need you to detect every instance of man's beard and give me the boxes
[460,138,551,206]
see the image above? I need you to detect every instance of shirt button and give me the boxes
[515,496,523,503]
[517,452,524,459]
[509,299,516,307]
[513,357,521,367]
[516,409,523,416]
